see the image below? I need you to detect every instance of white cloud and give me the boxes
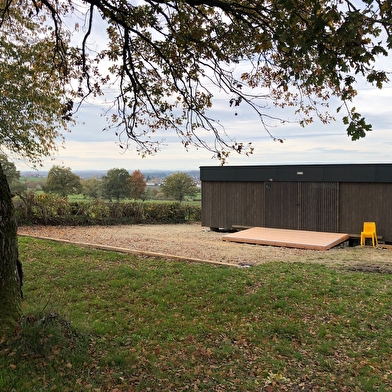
[17,86,391,173]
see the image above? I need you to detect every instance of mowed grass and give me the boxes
[1,237,392,391]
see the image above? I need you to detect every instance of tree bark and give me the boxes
[0,163,22,334]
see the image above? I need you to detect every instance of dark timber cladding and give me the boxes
[200,164,392,243]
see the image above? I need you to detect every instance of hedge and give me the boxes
[14,193,201,226]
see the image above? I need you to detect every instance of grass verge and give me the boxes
[1,237,391,391]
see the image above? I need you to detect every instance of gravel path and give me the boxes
[18,223,392,268]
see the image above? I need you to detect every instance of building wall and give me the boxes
[201,181,265,229]
[202,180,392,242]
[339,183,392,240]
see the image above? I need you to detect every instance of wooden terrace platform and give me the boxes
[222,227,350,251]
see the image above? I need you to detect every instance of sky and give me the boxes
[16,82,391,174]
[14,6,392,174]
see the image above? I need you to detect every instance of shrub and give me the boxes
[15,193,70,225]
[143,202,186,223]
[85,199,110,221]
[14,194,201,226]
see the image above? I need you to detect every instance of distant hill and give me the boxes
[72,170,107,179]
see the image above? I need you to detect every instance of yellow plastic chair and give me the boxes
[360,222,378,247]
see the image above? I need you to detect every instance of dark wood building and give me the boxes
[200,164,392,243]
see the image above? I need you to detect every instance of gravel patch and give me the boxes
[18,223,392,268]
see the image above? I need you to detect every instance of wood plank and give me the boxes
[222,227,349,251]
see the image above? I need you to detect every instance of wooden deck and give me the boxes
[222,227,349,251]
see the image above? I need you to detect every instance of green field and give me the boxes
[1,237,391,391]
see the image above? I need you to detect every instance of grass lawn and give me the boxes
[1,237,392,391]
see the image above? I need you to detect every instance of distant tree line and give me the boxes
[2,155,200,203]
[43,166,148,201]
[1,155,201,225]
[0,154,27,195]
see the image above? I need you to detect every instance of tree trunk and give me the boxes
[0,163,22,334]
